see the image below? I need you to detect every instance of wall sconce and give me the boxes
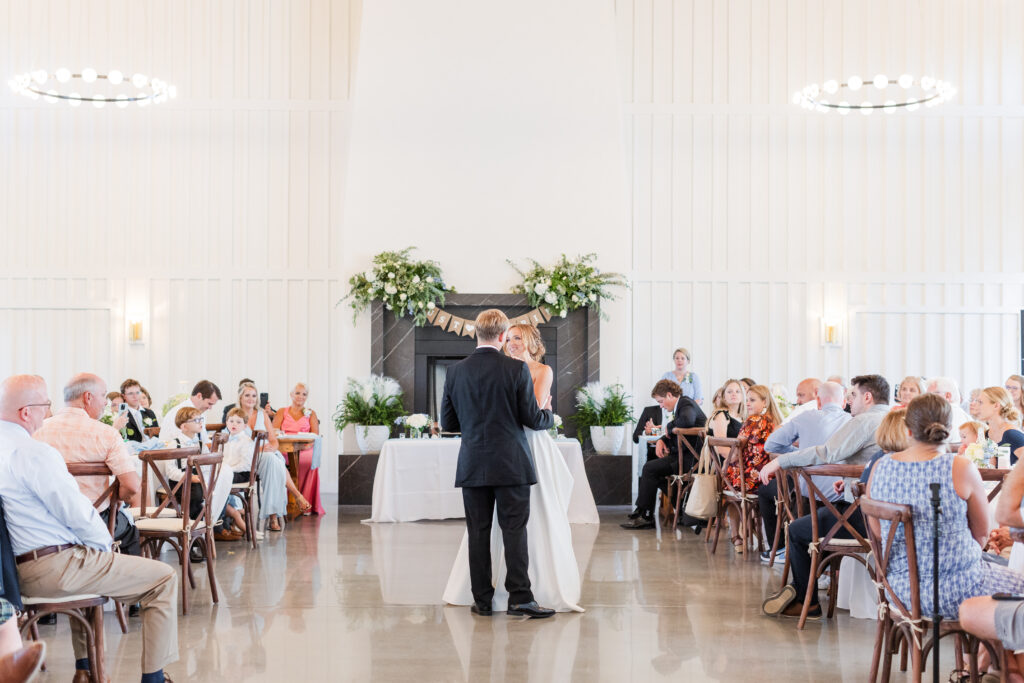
[821,318,842,347]
[128,320,144,344]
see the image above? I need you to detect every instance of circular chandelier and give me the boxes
[7,67,177,108]
[792,74,956,115]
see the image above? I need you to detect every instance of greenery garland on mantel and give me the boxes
[344,249,628,328]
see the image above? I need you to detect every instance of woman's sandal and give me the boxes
[732,536,745,554]
[268,517,282,532]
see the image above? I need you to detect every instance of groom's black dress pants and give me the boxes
[462,484,534,607]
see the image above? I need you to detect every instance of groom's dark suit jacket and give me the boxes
[440,347,554,488]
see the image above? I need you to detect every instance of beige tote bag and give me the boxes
[684,440,719,520]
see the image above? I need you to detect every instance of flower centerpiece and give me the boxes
[548,413,563,439]
[333,375,407,454]
[508,253,628,320]
[344,247,454,326]
[572,382,635,454]
[397,413,431,438]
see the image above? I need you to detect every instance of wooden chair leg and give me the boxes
[826,559,840,619]
[797,548,820,630]
[181,540,191,615]
[869,608,886,682]
[114,600,128,634]
[90,605,105,683]
[204,537,219,605]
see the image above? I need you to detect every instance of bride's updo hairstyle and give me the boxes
[507,323,545,361]
[905,393,951,445]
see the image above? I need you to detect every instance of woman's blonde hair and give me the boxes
[717,379,749,421]
[237,381,257,404]
[673,347,691,362]
[506,323,545,361]
[1007,374,1024,406]
[746,384,783,426]
[982,386,1022,424]
[899,376,927,399]
[875,407,909,453]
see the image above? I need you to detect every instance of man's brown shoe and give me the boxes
[779,601,822,620]
[214,529,243,542]
[0,641,45,683]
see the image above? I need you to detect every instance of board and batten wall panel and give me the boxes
[0,0,357,492]
[619,0,1024,409]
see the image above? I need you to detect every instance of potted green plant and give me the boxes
[333,375,406,454]
[572,382,635,454]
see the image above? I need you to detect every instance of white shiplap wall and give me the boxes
[619,0,1024,406]
[0,0,361,491]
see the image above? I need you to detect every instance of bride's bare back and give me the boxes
[525,359,553,409]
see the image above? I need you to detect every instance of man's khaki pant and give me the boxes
[17,546,178,673]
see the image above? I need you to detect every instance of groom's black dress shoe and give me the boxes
[620,517,655,530]
[507,601,555,619]
[627,508,643,520]
[471,602,493,616]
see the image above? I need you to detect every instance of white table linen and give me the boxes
[367,437,600,524]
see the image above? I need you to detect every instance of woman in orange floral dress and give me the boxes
[725,384,783,552]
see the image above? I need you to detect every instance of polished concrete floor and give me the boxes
[32,500,905,681]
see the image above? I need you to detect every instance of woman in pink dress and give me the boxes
[272,383,326,515]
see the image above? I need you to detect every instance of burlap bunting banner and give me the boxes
[425,307,551,340]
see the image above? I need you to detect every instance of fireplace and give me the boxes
[336,293,632,506]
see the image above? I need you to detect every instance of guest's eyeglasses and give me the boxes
[20,401,51,410]
[186,418,203,424]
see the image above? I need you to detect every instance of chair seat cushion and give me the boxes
[129,507,179,519]
[823,538,865,548]
[135,518,206,533]
[22,594,104,606]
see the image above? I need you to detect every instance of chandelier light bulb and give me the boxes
[108,70,123,85]
[131,73,147,88]
[920,76,935,91]
[898,74,913,89]
[82,67,97,83]
[873,74,888,90]
[823,79,839,95]
[55,68,71,83]
[848,76,863,91]
[8,67,177,108]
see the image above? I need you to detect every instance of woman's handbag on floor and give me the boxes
[684,441,718,520]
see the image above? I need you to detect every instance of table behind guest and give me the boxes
[659,347,703,404]
[272,382,325,516]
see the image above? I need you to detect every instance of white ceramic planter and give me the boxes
[589,425,625,455]
[355,425,391,454]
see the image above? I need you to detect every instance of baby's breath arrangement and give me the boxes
[508,253,628,319]
[345,248,454,326]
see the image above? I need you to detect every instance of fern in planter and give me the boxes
[333,375,406,437]
[572,382,635,431]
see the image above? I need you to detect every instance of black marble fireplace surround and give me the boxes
[336,294,632,505]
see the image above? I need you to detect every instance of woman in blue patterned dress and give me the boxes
[867,393,1024,619]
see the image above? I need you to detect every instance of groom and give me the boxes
[440,309,556,618]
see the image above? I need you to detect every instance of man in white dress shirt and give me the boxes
[159,380,222,443]
[0,375,178,683]
[927,377,973,441]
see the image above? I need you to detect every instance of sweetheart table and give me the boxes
[367,437,600,524]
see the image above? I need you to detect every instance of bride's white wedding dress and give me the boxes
[443,427,584,612]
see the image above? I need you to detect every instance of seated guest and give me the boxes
[139,386,155,411]
[740,377,756,389]
[758,381,850,563]
[167,407,244,541]
[896,375,926,407]
[927,376,972,442]
[272,383,326,516]
[659,348,703,405]
[957,421,987,456]
[961,454,1024,681]
[968,388,984,419]
[33,373,142,557]
[762,403,903,619]
[1008,374,1024,425]
[105,390,124,412]
[621,380,706,530]
[707,379,745,444]
[121,378,159,442]
[723,384,782,552]
[784,378,823,422]
[220,378,276,423]
[976,386,1024,465]
[226,383,311,529]
[868,395,1024,622]
[159,380,222,443]
[0,374,178,683]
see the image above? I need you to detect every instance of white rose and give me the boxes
[578,279,586,287]
[418,302,424,309]
[553,414,563,427]
[426,276,434,283]
[388,272,395,279]
[543,291,557,304]
[365,270,377,282]
[589,292,597,301]
[559,309,567,318]
[384,284,398,295]
[412,275,420,284]
[400,293,407,301]
[427,302,435,310]
[572,294,580,302]
[407,413,429,429]
[533,282,549,295]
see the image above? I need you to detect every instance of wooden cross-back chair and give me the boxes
[664,427,707,531]
[859,495,1004,683]
[768,467,805,575]
[136,448,222,614]
[231,430,267,549]
[705,436,764,555]
[787,463,870,629]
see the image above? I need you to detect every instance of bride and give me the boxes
[443,322,583,613]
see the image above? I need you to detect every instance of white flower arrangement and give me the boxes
[508,253,628,320]
[345,248,453,326]
[333,375,406,432]
[406,413,430,429]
